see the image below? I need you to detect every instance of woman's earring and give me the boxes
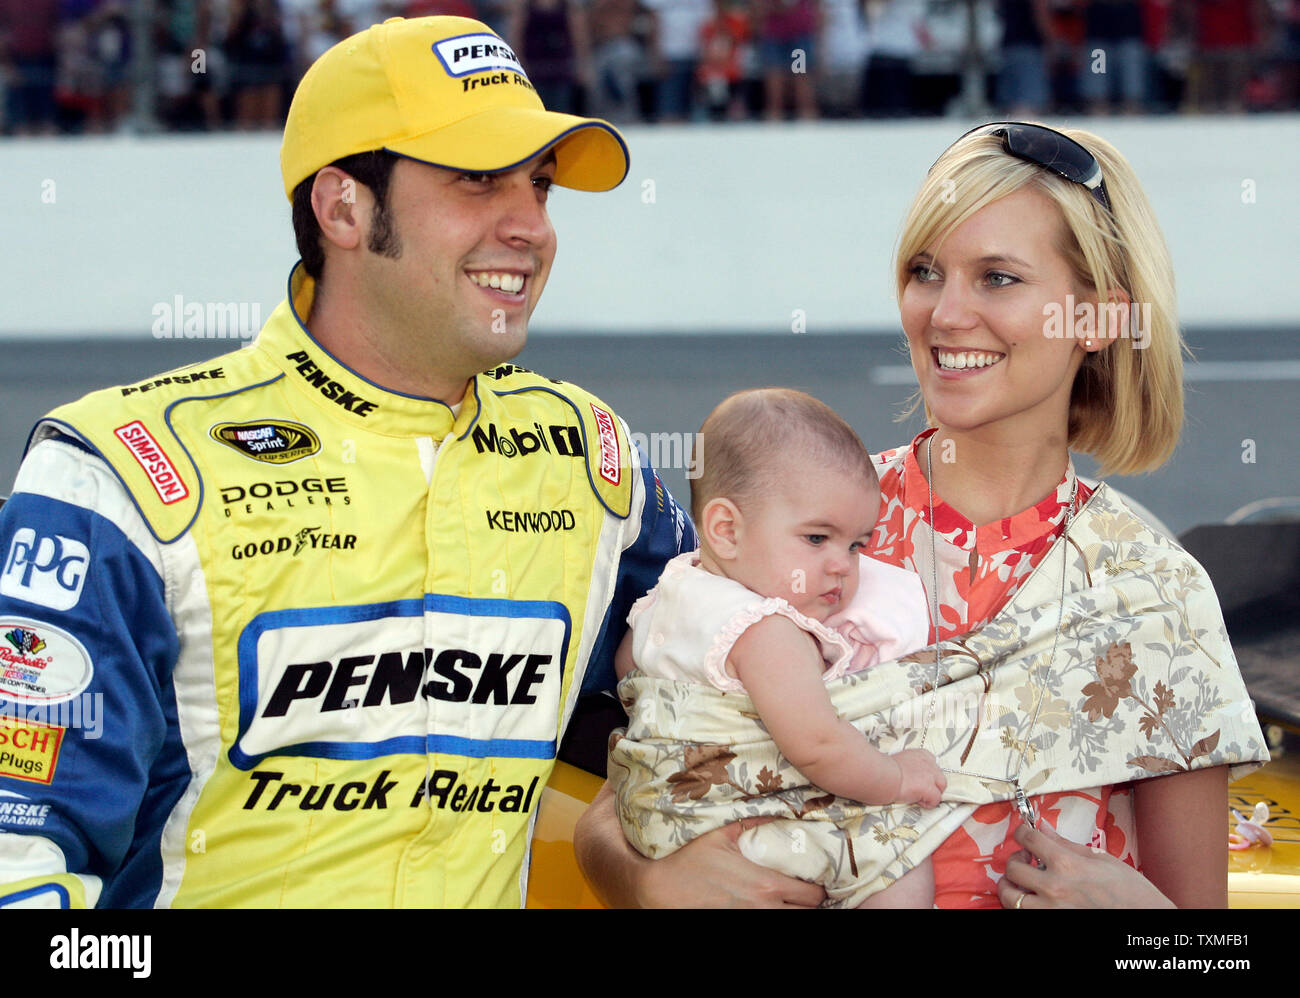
[1085,339,1093,348]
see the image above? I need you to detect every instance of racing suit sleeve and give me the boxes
[580,456,696,698]
[0,437,182,908]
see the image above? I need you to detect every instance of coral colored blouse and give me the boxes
[868,429,1140,908]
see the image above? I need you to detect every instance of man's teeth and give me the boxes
[468,272,524,293]
[936,350,1005,371]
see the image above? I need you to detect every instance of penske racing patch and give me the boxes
[229,596,571,770]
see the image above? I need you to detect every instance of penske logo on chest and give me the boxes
[230,596,571,770]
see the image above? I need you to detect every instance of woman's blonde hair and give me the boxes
[894,125,1185,476]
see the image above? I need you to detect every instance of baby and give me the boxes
[614,388,944,907]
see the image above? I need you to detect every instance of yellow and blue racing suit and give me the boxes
[0,266,693,907]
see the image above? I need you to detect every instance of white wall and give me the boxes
[2,116,1296,338]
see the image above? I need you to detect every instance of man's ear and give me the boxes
[311,167,364,253]
[701,497,743,560]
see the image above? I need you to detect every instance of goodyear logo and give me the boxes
[211,420,322,465]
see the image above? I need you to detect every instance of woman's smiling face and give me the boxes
[900,187,1096,440]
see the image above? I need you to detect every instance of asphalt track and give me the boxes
[2,325,1296,537]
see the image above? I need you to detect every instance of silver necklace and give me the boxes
[921,433,1077,828]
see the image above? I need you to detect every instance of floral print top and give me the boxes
[868,429,1138,908]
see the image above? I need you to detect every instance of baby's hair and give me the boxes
[689,388,877,524]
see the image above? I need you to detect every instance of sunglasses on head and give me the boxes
[936,121,1113,214]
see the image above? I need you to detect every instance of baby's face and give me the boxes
[733,462,881,622]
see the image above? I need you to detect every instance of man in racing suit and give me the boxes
[0,15,693,907]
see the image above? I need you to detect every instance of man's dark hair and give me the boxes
[291,150,401,282]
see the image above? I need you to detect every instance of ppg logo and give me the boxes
[1,529,89,611]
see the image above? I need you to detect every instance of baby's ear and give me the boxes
[701,497,742,559]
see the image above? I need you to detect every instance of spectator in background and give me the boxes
[1140,0,1187,111]
[90,1,132,129]
[507,0,592,115]
[861,0,921,118]
[696,0,750,119]
[995,0,1055,114]
[291,0,354,68]
[589,0,653,121]
[756,0,820,120]
[1280,0,1300,110]
[53,1,101,132]
[818,0,867,117]
[52,0,131,134]
[155,0,217,132]
[1078,0,1147,114]
[1187,0,1270,112]
[643,0,712,121]
[406,0,480,18]
[475,0,513,34]
[226,0,290,128]
[334,0,405,33]
[0,0,60,135]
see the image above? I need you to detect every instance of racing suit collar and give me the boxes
[254,263,483,440]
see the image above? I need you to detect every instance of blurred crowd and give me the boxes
[2,0,1298,135]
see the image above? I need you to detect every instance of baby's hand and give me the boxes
[893,749,946,808]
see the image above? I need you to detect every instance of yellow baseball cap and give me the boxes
[280,16,630,200]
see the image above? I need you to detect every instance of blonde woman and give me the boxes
[576,123,1266,907]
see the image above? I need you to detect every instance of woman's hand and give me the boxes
[997,821,1175,909]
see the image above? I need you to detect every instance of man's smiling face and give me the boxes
[354,151,558,385]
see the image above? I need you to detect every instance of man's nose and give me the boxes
[497,174,553,248]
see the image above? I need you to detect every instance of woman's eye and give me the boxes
[533,176,555,195]
[806,534,827,546]
[460,173,493,185]
[987,271,1018,288]
[910,263,938,282]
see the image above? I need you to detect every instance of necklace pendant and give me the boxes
[1013,786,1038,829]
